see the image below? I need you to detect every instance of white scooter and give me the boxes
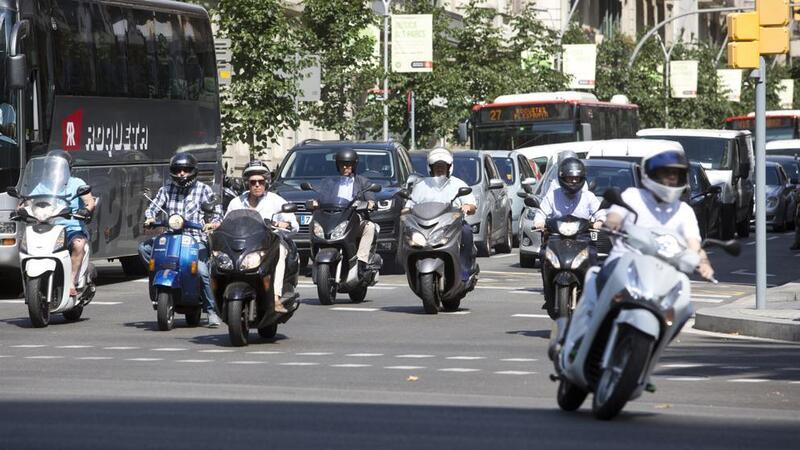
[8,156,96,328]
[552,188,740,420]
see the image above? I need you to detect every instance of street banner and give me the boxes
[779,79,794,109]
[360,24,381,63]
[298,55,321,102]
[391,14,433,73]
[670,60,698,98]
[716,69,742,102]
[562,44,596,89]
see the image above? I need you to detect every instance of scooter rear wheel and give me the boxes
[592,326,653,420]
[156,290,175,331]
[227,300,250,347]
[419,273,440,315]
[26,277,50,328]
[62,306,84,322]
[316,264,336,305]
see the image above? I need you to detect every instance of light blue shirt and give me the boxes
[405,176,477,208]
[534,187,605,224]
[336,176,354,201]
[30,177,88,236]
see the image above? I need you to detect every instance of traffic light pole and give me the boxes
[754,57,767,309]
[382,0,391,142]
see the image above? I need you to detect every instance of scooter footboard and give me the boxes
[614,309,661,339]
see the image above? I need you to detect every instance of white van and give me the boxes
[766,139,800,157]
[585,138,682,162]
[515,141,596,176]
[638,129,755,239]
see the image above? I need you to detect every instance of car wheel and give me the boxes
[476,218,491,257]
[495,216,512,254]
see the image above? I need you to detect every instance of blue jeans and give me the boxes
[460,223,475,281]
[138,238,217,315]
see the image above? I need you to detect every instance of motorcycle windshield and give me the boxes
[411,202,452,220]
[216,209,268,239]
[315,177,356,208]
[18,156,71,198]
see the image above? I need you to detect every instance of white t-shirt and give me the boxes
[534,187,606,224]
[607,187,700,261]
[405,176,477,209]
[336,176,354,201]
[226,192,299,234]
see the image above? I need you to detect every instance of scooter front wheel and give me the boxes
[26,277,50,328]
[227,300,250,347]
[592,325,653,420]
[156,290,175,331]
[419,273,440,314]
[557,378,587,411]
[316,264,336,305]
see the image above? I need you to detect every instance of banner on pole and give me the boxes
[779,79,794,109]
[360,25,381,63]
[716,69,742,102]
[562,44,596,89]
[391,14,433,73]
[670,60,698,98]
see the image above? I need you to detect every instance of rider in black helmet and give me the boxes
[139,151,223,327]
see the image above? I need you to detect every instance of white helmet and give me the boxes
[640,148,689,203]
[427,147,453,176]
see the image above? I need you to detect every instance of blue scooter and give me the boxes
[143,190,214,331]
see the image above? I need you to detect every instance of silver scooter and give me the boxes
[399,187,479,314]
[553,188,740,420]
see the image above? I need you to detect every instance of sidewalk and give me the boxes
[695,282,800,342]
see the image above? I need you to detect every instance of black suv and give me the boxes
[270,140,414,268]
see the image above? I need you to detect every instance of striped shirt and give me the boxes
[145,181,222,241]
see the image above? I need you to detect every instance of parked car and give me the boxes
[409,151,429,176]
[487,150,538,245]
[638,128,755,239]
[685,162,723,240]
[753,161,795,232]
[270,141,414,269]
[585,138,683,163]
[766,139,800,157]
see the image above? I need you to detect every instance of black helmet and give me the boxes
[47,149,74,169]
[558,157,586,196]
[335,149,359,172]
[169,152,198,188]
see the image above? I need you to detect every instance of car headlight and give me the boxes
[377,199,393,211]
[407,231,427,247]
[767,196,778,208]
[239,251,265,271]
[312,222,325,239]
[570,248,589,269]
[53,229,66,252]
[659,281,683,311]
[168,214,184,231]
[213,251,234,271]
[557,221,580,237]
[0,222,15,234]
[330,221,349,240]
[626,263,649,299]
[544,247,560,269]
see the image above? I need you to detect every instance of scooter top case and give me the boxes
[151,230,202,305]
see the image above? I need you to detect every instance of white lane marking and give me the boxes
[745,241,756,246]
[76,356,113,360]
[728,378,770,383]
[246,351,284,355]
[767,236,780,241]
[730,269,775,277]
[198,349,236,353]
[480,270,529,275]
[25,356,63,359]
[151,348,188,352]
[91,302,123,305]
[177,359,213,363]
[721,366,756,370]
[229,361,267,365]
[690,293,732,298]
[661,363,706,369]
[495,371,536,375]
[104,346,139,350]
[0,355,14,358]
[438,368,480,373]
[501,358,538,362]
[56,345,94,349]
[446,356,486,360]
[508,290,541,295]
[133,279,149,282]
[396,354,435,359]
[125,358,163,362]
[664,377,709,381]
[347,353,383,357]
[441,311,471,315]
[331,307,379,312]
[280,362,319,366]
[481,278,498,282]
[476,285,540,291]
[779,368,800,371]
[512,314,550,318]
[296,352,333,356]
[692,298,725,303]
[790,381,800,384]
[298,282,407,288]
[0,300,24,304]
[491,253,516,259]
[11,344,47,348]
[331,364,372,368]
[385,366,425,370]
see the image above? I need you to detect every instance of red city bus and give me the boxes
[725,110,800,142]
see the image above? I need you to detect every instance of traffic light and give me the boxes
[758,0,790,55]
[727,12,759,69]
[726,0,790,69]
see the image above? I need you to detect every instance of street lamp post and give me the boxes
[382,0,391,142]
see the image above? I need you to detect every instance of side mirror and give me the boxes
[368,183,382,193]
[702,238,741,257]
[603,187,638,222]
[489,178,504,190]
[6,186,18,198]
[708,185,722,195]
[201,202,216,214]
[520,177,536,187]
[588,179,597,192]
[516,189,528,199]
[457,121,469,145]
[456,187,472,197]
[7,54,27,90]
[305,199,319,211]
[524,196,540,209]
[300,182,313,191]
[75,185,92,197]
[397,190,411,200]
[406,173,422,188]
[281,203,297,214]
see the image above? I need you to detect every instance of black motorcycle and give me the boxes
[209,206,300,346]
[301,182,383,305]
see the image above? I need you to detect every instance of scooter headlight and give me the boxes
[659,281,683,311]
[312,222,325,239]
[544,247,560,269]
[428,227,453,247]
[557,221,580,237]
[240,251,265,271]
[213,251,234,271]
[625,263,649,299]
[53,229,66,252]
[168,214,185,231]
[407,231,427,248]
[330,221,349,240]
[570,248,589,269]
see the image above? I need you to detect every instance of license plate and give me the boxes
[299,214,311,226]
[590,231,598,241]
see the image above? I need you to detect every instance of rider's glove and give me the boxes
[143,218,155,228]
[76,208,92,222]
[203,223,218,232]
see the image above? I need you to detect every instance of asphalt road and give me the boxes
[0,237,798,449]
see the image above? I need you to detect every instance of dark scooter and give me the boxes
[209,206,300,346]
[398,187,478,314]
[301,182,382,305]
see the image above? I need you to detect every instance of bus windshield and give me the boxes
[728,117,797,142]
[0,7,19,189]
[473,121,577,150]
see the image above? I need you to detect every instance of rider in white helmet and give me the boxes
[404,147,479,280]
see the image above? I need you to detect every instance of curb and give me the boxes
[694,310,800,342]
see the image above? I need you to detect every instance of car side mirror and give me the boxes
[489,178,504,190]
[457,187,472,197]
[300,182,313,191]
[708,185,722,195]
[397,190,411,200]
[516,189,528,199]
[6,186,18,198]
[305,199,319,211]
[524,196,540,208]
[282,203,297,214]
[75,185,92,197]
[520,177,536,187]
[368,183,382,193]
[7,54,27,91]
[588,180,597,192]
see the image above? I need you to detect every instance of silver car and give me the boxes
[518,161,560,267]
[752,161,795,231]
[486,150,539,245]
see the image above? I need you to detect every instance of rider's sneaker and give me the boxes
[207,312,222,328]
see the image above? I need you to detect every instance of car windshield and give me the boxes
[766,166,782,186]
[410,154,428,175]
[452,157,481,186]
[586,164,635,196]
[492,157,515,185]
[644,136,732,170]
[18,156,71,197]
[278,148,396,185]
[771,160,800,181]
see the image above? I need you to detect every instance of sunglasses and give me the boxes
[249,179,266,186]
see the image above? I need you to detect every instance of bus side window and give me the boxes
[126,8,156,98]
[154,12,186,100]
[188,17,218,102]
[51,0,96,95]
[93,4,128,97]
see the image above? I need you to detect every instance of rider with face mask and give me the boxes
[404,147,479,280]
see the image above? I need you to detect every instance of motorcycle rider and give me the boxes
[403,147,479,280]
[25,150,96,297]
[226,160,298,313]
[318,149,377,277]
[139,152,223,327]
